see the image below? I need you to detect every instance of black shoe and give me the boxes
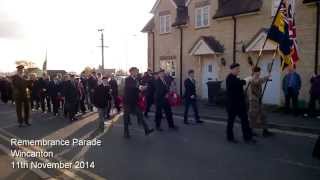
[18,124,23,128]
[227,139,238,144]
[245,138,257,144]
[156,127,163,132]
[184,121,190,125]
[25,123,31,126]
[262,129,274,137]
[145,129,154,136]
[196,120,204,124]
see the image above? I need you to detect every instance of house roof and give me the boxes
[213,0,263,19]
[141,17,155,32]
[189,36,224,55]
[244,28,277,52]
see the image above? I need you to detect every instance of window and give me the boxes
[208,64,213,73]
[272,0,281,17]
[195,6,209,28]
[160,15,171,34]
[160,60,176,77]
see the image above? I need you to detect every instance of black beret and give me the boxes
[230,63,240,69]
[16,65,24,69]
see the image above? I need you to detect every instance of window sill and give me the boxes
[159,32,171,35]
[194,26,210,30]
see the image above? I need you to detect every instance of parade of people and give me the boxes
[0,0,319,179]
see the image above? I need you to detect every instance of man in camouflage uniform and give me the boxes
[12,65,31,127]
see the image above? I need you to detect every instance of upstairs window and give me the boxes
[160,15,171,34]
[272,0,281,17]
[195,6,209,28]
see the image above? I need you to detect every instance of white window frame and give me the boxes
[159,15,171,34]
[195,6,210,28]
[271,0,281,17]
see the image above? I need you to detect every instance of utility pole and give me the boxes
[98,29,108,71]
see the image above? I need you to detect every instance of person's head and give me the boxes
[75,77,80,83]
[70,74,75,81]
[102,77,109,86]
[63,75,69,81]
[230,63,240,76]
[188,69,195,79]
[97,73,102,78]
[57,73,62,80]
[129,67,139,77]
[53,75,58,81]
[147,69,152,75]
[110,73,115,79]
[30,73,37,80]
[16,65,24,75]
[158,69,165,78]
[252,66,261,77]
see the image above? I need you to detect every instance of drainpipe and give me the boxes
[232,16,237,63]
[152,32,156,72]
[315,2,320,75]
[179,27,183,96]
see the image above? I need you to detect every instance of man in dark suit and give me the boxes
[12,65,31,127]
[123,67,154,138]
[183,70,203,124]
[48,75,62,116]
[226,63,255,144]
[154,69,178,131]
[63,74,79,121]
[87,71,98,111]
[109,74,120,113]
[141,69,156,118]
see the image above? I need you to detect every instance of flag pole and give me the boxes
[259,46,279,104]
[245,0,284,93]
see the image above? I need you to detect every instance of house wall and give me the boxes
[147,0,319,105]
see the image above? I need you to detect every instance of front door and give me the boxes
[202,60,218,99]
[260,59,281,105]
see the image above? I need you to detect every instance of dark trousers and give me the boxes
[15,99,30,125]
[226,106,252,141]
[113,95,121,113]
[184,99,200,122]
[79,97,86,113]
[51,96,59,114]
[308,95,320,117]
[155,100,175,128]
[89,91,94,111]
[40,95,46,112]
[65,101,77,120]
[123,105,149,136]
[144,95,153,116]
[30,95,39,110]
[285,88,299,114]
[46,96,51,112]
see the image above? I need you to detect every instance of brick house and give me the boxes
[142,0,319,105]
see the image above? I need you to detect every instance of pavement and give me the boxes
[167,101,320,135]
[0,102,320,180]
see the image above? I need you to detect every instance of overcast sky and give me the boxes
[0,0,156,73]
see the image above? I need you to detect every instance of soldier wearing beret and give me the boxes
[225,63,255,143]
[12,65,31,127]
